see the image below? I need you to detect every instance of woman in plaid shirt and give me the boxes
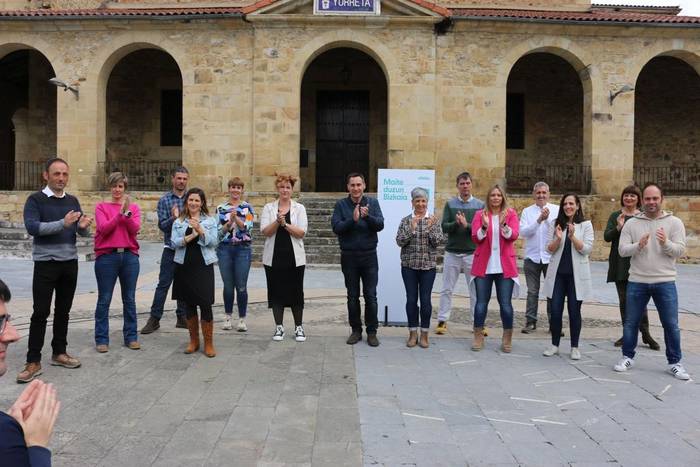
[396,187,445,349]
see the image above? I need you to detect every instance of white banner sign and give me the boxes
[377,169,435,325]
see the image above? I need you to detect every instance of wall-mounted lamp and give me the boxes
[49,77,79,100]
[609,84,634,105]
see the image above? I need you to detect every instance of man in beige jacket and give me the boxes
[614,183,690,380]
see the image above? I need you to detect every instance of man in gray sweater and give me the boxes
[614,183,690,380]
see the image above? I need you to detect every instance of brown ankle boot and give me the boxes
[418,331,429,349]
[201,320,216,358]
[471,327,485,351]
[406,330,418,348]
[185,316,200,354]
[501,329,513,353]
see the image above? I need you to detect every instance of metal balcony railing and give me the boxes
[634,165,700,195]
[506,164,592,194]
[0,161,45,191]
[98,160,181,191]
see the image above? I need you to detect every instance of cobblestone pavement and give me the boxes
[0,243,699,466]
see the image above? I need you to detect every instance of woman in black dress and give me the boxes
[172,188,219,357]
[260,174,308,342]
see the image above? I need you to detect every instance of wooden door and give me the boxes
[316,90,369,192]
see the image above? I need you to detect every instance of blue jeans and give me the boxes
[401,267,436,330]
[341,250,379,334]
[94,251,140,345]
[550,273,582,347]
[216,243,252,317]
[150,248,185,320]
[473,274,514,329]
[623,281,681,364]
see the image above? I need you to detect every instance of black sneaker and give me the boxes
[346,331,362,345]
[140,317,160,334]
[521,322,536,334]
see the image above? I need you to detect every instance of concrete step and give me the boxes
[0,228,30,240]
[0,247,96,262]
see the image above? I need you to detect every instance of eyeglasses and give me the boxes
[0,314,10,335]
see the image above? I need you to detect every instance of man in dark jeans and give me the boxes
[141,167,189,334]
[332,173,384,347]
[17,158,93,383]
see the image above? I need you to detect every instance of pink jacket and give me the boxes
[470,208,519,278]
[94,202,141,258]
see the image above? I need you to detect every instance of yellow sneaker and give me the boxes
[435,321,447,335]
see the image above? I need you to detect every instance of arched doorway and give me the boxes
[634,55,700,194]
[300,47,388,192]
[0,49,56,190]
[105,48,182,191]
[505,52,587,193]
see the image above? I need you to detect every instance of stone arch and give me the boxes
[90,39,185,190]
[295,35,392,192]
[633,49,700,194]
[0,43,58,189]
[501,42,594,194]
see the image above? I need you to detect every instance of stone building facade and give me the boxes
[0,0,699,255]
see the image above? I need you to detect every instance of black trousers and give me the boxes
[27,260,78,363]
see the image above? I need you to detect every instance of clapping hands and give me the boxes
[8,380,60,448]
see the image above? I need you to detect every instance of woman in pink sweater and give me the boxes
[94,172,141,352]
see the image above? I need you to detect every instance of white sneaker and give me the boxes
[571,348,581,360]
[543,345,559,357]
[237,319,248,332]
[669,363,691,380]
[614,357,634,372]
[222,315,233,330]
[295,325,306,342]
[272,325,284,341]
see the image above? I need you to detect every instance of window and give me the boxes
[160,89,182,146]
[506,93,525,150]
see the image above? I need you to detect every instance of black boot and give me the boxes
[640,311,660,351]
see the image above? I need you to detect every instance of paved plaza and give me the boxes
[1,242,699,466]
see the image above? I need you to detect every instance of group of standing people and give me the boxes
[9,159,692,387]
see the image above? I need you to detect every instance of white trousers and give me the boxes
[438,251,474,322]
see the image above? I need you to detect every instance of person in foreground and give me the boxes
[216,177,255,332]
[93,172,141,352]
[470,185,519,353]
[172,188,219,357]
[18,158,92,383]
[542,193,594,361]
[331,173,384,347]
[261,174,308,342]
[396,187,444,348]
[1,279,61,467]
[604,184,659,350]
[615,183,690,380]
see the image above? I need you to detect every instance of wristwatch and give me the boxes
[123,210,132,218]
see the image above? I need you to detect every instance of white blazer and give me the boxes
[260,199,308,267]
[543,220,594,302]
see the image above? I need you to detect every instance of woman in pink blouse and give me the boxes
[94,172,141,352]
[470,185,520,353]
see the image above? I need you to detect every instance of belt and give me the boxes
[111,248,127,253]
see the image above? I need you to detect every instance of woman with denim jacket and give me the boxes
[172,188,219,357]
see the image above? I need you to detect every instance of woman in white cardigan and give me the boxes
[260,174,308,342]
[542,193,594,360]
